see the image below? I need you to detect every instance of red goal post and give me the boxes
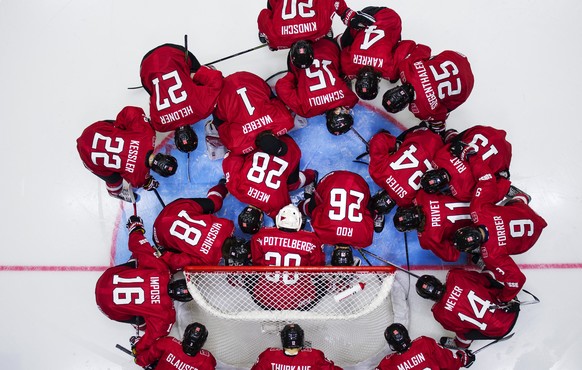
[182,265,397,368]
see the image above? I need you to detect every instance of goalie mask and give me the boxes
[393,206,426,232]
[167,279,192,302]
[238,205,264,234]
[174,125,198,153]
[276,204,303,232]
[384,323,411,354]
[290,40,314,69]
[326,107,353,136]
[421,168,451,194]
[453,226,487,253]
[222,237,251,266]
[416,274,445,301]
[150,153,178,177]
[355,66,381,100]
[382,83,415,114]
[281,324,304,350]
[182,322,208,356]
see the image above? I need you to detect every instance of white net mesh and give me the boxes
[181,266,396,368]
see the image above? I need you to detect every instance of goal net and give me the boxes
[181,266,396,368]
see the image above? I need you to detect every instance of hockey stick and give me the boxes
[488,289,540,310]
[187,152,191,183]
[443,333,515,354]
[204,44,268,66]
[152,188,166,208]
[115,344,133,356]
[184,34,188,62]
[265,70,287,83]
[356,249,384,284]
[359,249,421,279]
[350,127,370,164]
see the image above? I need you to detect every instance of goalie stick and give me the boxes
[442,333,515,354]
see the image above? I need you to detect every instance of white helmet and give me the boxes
[276,204,303,232]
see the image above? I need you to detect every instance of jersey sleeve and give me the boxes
[135,337,170,367]
[483,254,526,302]
[275,72,308,116]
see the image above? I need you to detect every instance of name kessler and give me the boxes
[262,236,316,252]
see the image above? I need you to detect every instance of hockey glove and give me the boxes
[126,216,145,234]
[450,141,477,161]
[343,9,376,29]
[500,298,521,313]
[130,335,141,355]
[456,350,475,368]
[142,176,159,191]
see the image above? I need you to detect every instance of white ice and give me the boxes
[0,0,580,369]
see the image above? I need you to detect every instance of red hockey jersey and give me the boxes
[251,347,341,370]
[215,71,294,155]
[276,38,359,118]
[77,106,155,188]
[140,44,223,132]
[369,128,443,207]
[223,135,302,218]
[310,170,374,249]
[153,198,234,272]
[375,336,463,370]
[136,336,217,370]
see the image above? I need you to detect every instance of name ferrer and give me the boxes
[262,236,316,252]
[493,215,507,247]
[281,22,317,36]
[397,353,426,370]
[125,140,141,173]
[413,61,438,110]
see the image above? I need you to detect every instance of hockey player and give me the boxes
[299,170,395,249]
[134,322,217,370]
[251,324,342,370]
[249,204,326,310]
[452,161,547,302]
[416,269,520,350]
[392,189,473,262]
[257,0,375,52]
[152,179,247,273]
[382,44,474,134]
[275,38,359,136]
[212,71,294,155]
[77,105,177,202]
[140,43,223,152]
[338,7,410,100]
[368,124,443,207]
[420,125,513,201]
[376,323,475,370]
[222,134,317,233]
[95,215,191,355]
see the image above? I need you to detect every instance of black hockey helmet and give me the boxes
[290,40,314,69]
[150,153,178,177]
[255,130,288,156]
[238,205,264,234]
[415,275,445,301]
[331,244,354,267]
[453,226,486,253]
[168,279,192,302]
[281,323,305,349]
[369,189,396,215]
[381,83,415,114]
[222,237,252,266]
[325,107,353,135]
[421,168,451,194]
[355,66,381,100]
[393,206,425,232]
[174,125,198,153]
[384,323,411,353]
[182,322,208,356]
